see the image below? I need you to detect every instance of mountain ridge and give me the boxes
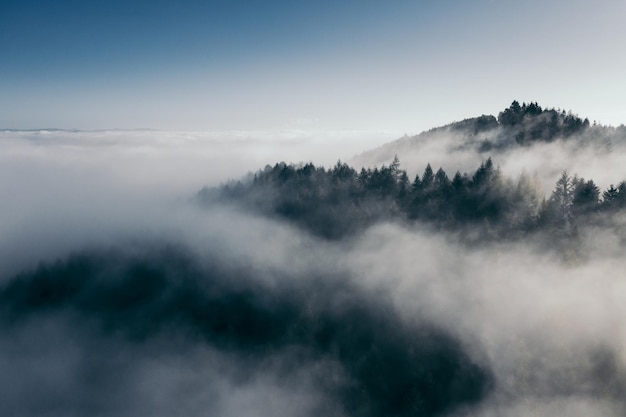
[353,101,624,170]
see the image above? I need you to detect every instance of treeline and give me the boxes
[495,100,590,146]
[198,157,626,240]
[359,101,601,167]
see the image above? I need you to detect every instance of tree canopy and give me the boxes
[199,156,626,244]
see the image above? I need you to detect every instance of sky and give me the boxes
[2,0,626,132]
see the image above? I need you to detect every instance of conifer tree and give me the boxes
[550,171,574,227]
[422,164,434,189]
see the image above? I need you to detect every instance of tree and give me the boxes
[411,174,422,193]
[472,158,498,189]
[389,155,401,180]
[572,179,600,215]
[602,181,626,210]
[332,160,356,182]
[603,184,619,204]
[397,171,410,204]
[451,171,467,191]
[550,171,574,227]
[498,100,523,126]
[422,164,434,190]
[434,168,450,189]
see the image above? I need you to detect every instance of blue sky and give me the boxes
[1,0,625,131]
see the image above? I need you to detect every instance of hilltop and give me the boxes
[353,101,625,170]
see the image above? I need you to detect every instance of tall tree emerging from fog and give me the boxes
[551,171,574,228]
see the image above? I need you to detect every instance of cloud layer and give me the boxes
[3,128,626,416]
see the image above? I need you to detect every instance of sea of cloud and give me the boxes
[2,129,626,416]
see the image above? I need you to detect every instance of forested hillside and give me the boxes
[200,156,626,248]
[354,101,626,171]
[4,102,626,417]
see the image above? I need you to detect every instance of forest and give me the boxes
[200,154,626,249]
[3,102,626,417]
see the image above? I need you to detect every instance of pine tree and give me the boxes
[434,168,450,189]
[422,164,434,189]
[389,155,401,179]
[411,174,422,193]
[603,184,620,210]
[572,179,600,215]
[550,171,574,227]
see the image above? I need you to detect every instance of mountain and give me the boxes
[196,101,626,251]
[352,101,624,172]
[4,102,626,417]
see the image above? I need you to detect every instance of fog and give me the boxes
[352,124,626,193]
[2,128,626,416]
[0,129,389,277]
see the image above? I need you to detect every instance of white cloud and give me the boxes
[3,127,626,415]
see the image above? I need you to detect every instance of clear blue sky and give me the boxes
[2,0,625,131]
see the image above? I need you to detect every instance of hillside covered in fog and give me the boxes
[356,101,625,163]
[201,102,626,260]
[3,103,626,417]
[203,155,626,246]
[352,102,626,193]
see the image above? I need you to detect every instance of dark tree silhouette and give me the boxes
[200,156,626,244]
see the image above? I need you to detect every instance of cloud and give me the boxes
[0,129,391,277]
[0,242,490,417]
[3,127,626,416]
[352,124,626,194]
[344,222,626,416]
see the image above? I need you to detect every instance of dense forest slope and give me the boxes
[200,155,626,257]
[197,102,626,263]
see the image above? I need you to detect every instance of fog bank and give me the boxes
[2,127,626,416]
